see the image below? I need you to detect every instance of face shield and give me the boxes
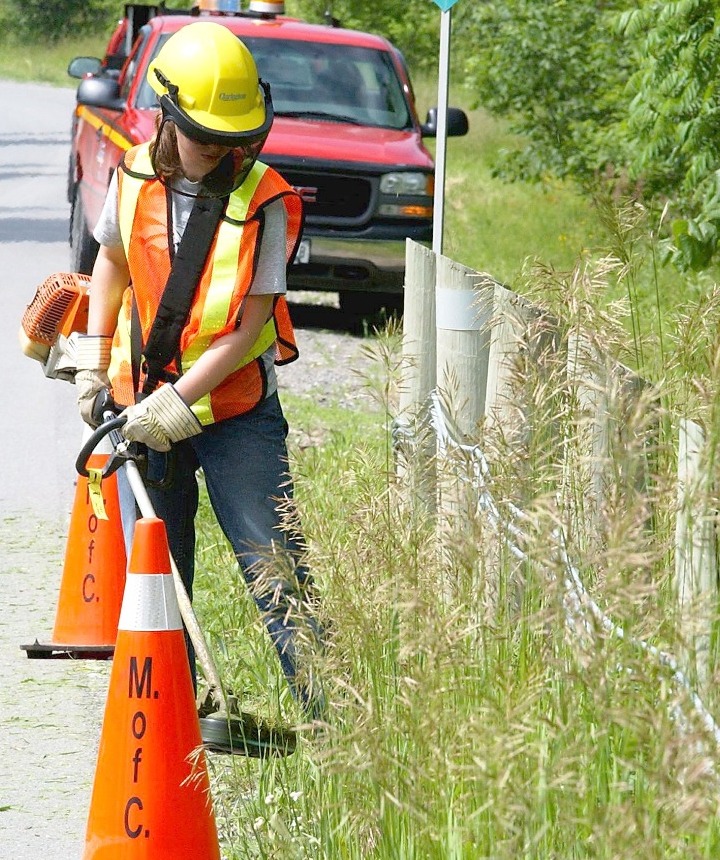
[152,72,274,198]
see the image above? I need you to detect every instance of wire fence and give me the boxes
[421,376,720,770]
[396,239,720,778]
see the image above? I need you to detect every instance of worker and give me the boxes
[73,21,323,720]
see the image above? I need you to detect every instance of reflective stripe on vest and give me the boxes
[179,164,265,369]
[112,142,301,424]
[190,317,278,424]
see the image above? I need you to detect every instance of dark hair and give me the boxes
[149,113,182,181]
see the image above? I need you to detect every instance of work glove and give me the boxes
[121,384,202,452]
[75,335,112,427]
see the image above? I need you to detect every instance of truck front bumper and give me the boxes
[288,223,432,294]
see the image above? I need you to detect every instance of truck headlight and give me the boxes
[379,172,433,195]
[379,172,433,218]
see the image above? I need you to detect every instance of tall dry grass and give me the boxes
[190,209,720,857]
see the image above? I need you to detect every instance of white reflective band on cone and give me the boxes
[249,0,285,12]
[118,573,183,631]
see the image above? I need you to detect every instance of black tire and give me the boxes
[66,151,74,204]
[67,118,78,204]
[339,291,403,320]
[69,188,100,275]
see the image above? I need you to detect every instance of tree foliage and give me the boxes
[289,0,440,71]
[451,0,720,272]
[8,0,118,42]
[453,0,636,185]
[621,0,720,271]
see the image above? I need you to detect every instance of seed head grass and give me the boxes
[192,210,720,858]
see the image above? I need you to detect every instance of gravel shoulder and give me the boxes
[1,517,110,858]
[284,320,381,406]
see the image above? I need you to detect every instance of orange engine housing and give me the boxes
[19,272,90,362]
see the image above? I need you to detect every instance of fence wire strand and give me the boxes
[424,391,720,759]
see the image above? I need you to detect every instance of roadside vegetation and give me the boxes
[5,2,720,856]
[194,293,720,858]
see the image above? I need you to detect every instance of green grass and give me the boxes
[191,318,720,858]
[0,35,109,84]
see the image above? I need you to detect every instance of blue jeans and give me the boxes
[118,392,321,713]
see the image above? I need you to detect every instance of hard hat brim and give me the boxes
[160,82,274,149]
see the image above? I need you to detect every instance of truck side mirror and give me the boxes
[421,106,469,138]
[76,77,126,112]
[67,56,103,79]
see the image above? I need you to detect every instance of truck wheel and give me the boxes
[66,151,74,204]
[70,189,99,275]
[339,292,403,319]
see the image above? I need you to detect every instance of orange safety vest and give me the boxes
[108,142,302,425]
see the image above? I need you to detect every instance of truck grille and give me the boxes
[279,170,373,222]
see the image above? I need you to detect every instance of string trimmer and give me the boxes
[75,394,296,759]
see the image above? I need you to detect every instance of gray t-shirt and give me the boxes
[94,170,288,395]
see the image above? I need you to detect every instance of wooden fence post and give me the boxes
[434,255,493,608]
[675,418,717,691]
[399,239,437,416]
[395,240,437,510]
[564,331,611,540]
[482,284,563,617]
[484,280,522,434]
[484,281,554,440]
[565,329,658,550]
[435,254,489,438]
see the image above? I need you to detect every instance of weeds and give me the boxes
[187,207,720,858]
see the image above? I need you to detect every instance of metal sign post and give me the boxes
[432,7,452,255]
[430,0,459,256]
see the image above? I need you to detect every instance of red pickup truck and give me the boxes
[67,1,468,315]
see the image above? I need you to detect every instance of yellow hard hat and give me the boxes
[147,21,273,147]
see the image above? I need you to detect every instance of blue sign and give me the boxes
[432,0,459,9]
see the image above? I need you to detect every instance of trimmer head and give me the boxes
[199,711,297,758]
[196,684,296,757]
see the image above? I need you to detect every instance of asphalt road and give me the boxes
[0,79,111,859]
[0,81,84,523]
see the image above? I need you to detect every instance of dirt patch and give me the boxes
[281,326,379,404]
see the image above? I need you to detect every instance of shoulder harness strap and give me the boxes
[141,195,226,397]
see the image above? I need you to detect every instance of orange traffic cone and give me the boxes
[21,426,127,659]
[83,517,220,859]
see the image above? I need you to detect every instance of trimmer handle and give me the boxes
[90,388,120,426]
[75,416,128,478]
[76,390,131,479]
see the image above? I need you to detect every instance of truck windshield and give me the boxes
[136,33,413,131]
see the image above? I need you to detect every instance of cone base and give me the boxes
[20,640,114,660]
